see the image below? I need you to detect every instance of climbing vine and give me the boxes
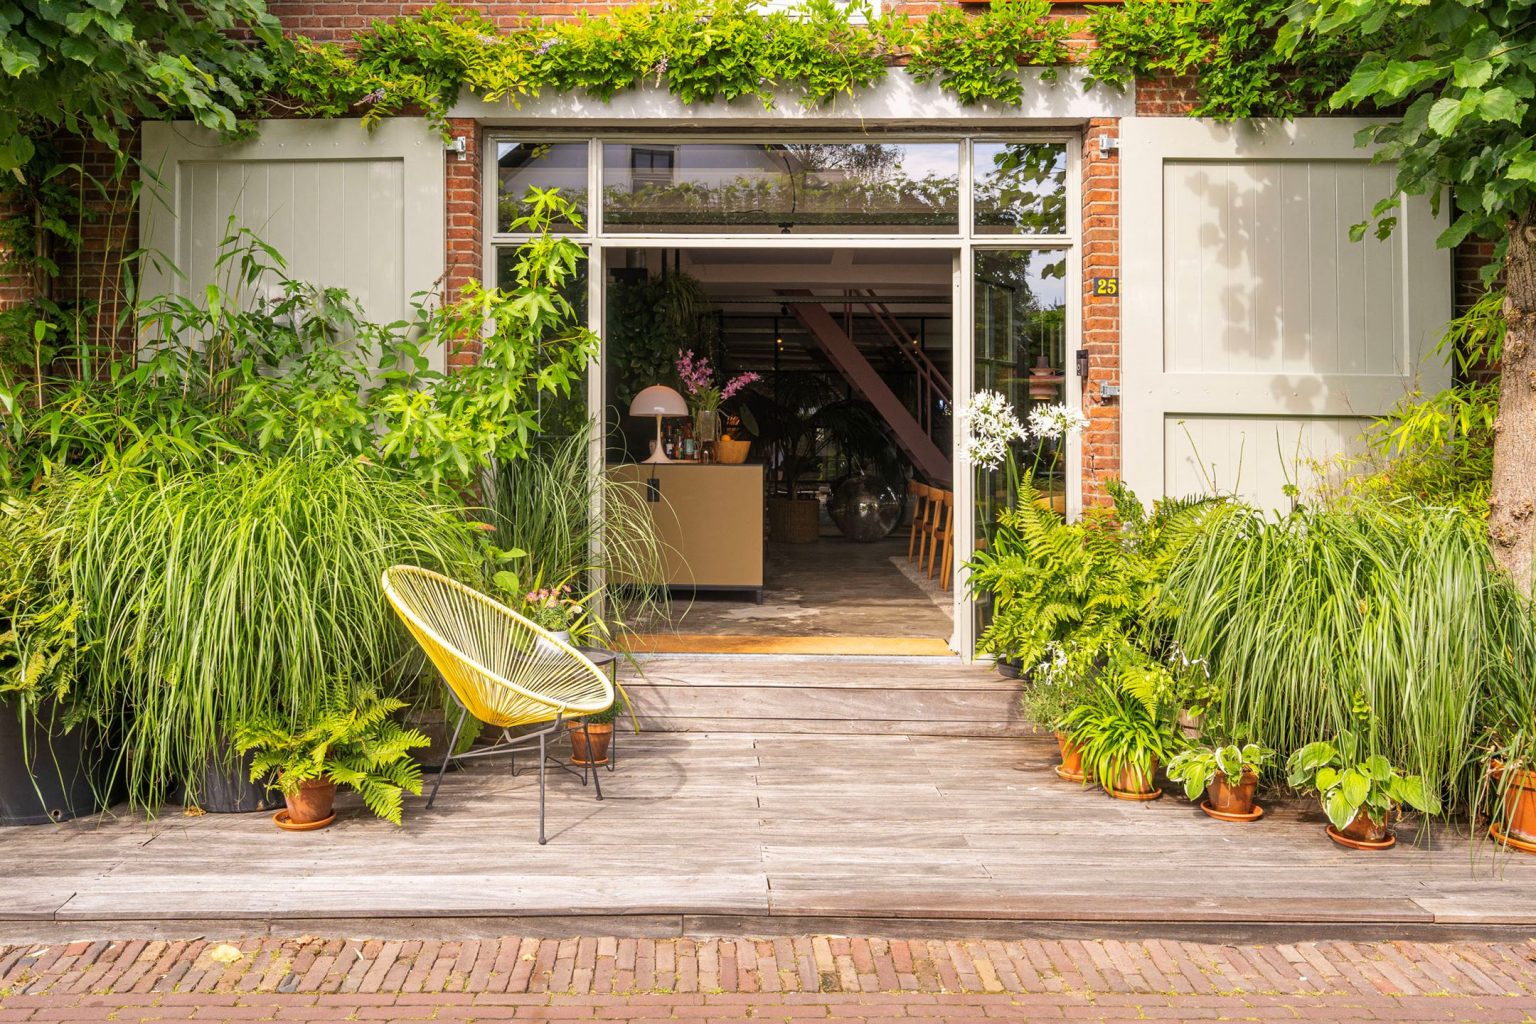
[275,0,1075,128]
[1083,0,1362,119]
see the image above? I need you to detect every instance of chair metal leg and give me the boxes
[584,722,604,801]
[537,728,548,845]
[427,708,468,809]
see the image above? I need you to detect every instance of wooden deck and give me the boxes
[4,726,1535,941]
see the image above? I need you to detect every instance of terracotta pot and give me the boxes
[1176,708,1202,740]
[1107,760,1161,800]
[1054,732,1086,782]
[284,778,337,825]
[1206,769,1258,816]
[1337,809,1392,845]
[1493,761,1536,845]
[568,720,614,767]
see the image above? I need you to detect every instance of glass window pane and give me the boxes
[972,246,1069,511]
[973,142,1068,235]
[603,142,960,234]
[496,142,589,233]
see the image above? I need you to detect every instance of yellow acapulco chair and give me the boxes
[381,565,615,844]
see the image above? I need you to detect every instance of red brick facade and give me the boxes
[1079,119,1119,505]
[0,7,1500,510]
[444,117,484,371]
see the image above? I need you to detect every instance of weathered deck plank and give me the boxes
[1,730,1533,938]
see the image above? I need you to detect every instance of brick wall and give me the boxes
[0,190,33,310]
[444,118,484,371]
[1079,118,1119,507]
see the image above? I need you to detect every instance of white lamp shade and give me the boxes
[629,384,689,417]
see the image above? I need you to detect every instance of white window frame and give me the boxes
[483,131,1081,658]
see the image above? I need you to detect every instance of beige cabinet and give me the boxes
[608,464,764,596]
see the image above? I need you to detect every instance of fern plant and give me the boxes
[968,477,1216,670]
[233,685,430,826]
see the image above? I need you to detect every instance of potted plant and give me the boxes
[0,493,103,826]
[1060,655,1180,801]
[233,685,431,830]
[1286,732,1439,850]
[1490,755,1536,853]
[519,582,586,646]
[1166,739,1274,822]
[675,349,759,458]
[569,693,627,767]
[1019,643,1092,782]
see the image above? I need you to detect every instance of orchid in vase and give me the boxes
[676,349,760,442]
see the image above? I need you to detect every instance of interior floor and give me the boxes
[643,534,953,639]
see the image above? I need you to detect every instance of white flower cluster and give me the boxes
[961,392,1089,470]
[961,390,1026,470]
[1032,641,1072,686]
[1027,402,1091,442]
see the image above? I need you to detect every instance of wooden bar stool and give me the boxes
[906,481,930,563]
[928,490,953,586]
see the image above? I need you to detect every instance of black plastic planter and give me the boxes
[183,749,274,813]
[0,701,99,826]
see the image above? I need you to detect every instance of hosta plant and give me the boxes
[234,686,429,826]
[1166,742,1273,803]
[1286,732,1439,833]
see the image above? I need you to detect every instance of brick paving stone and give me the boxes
[1,936,1534,1023]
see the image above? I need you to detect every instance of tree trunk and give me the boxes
[1490,215,1536,596]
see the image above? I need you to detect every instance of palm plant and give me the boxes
[59,456,483,810]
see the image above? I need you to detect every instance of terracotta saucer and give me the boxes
[1107,785,1163,802]
[1200,800,1263,823]
[1054,765,1086,783]
[1325,824,1395,850]
[1489,822,1536,855]
[273,809,336,832]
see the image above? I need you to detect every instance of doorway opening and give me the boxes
[605,246,957,653]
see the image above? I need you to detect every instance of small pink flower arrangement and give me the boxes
[676,349,760,412]
[522,584,583,634]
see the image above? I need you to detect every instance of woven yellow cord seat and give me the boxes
[382,565,615,843]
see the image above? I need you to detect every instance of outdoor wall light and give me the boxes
[630,384,689,464]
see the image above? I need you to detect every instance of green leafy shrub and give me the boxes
[58,456,482,809]
[1166,741,1274,803]
[1059,652,1181,790]
[1286,731,1438,832]
[0,494,83,712]
[1166,498,1523,816]
[234,684,429,825]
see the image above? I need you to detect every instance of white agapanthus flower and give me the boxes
[961,390,1026,470]
[1027,402,1090,441]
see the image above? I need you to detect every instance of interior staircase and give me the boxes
[779,289,953,484]
[618,655,1028,737]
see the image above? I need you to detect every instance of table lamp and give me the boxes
[629,384,689,464]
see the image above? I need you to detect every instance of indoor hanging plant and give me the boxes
[1166,738,1273,822]
[234,685,431,830]
[1286,731,1439,850]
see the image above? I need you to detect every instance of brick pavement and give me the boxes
[1,935,1534,1022]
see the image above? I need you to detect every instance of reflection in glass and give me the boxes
[973,142,1068,235]
[602,142,960,233]
[497,142,589,232]
[972,248,1068,532]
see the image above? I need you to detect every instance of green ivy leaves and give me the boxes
[276,0,1074,130]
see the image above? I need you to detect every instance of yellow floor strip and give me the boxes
[621,634,955,656]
